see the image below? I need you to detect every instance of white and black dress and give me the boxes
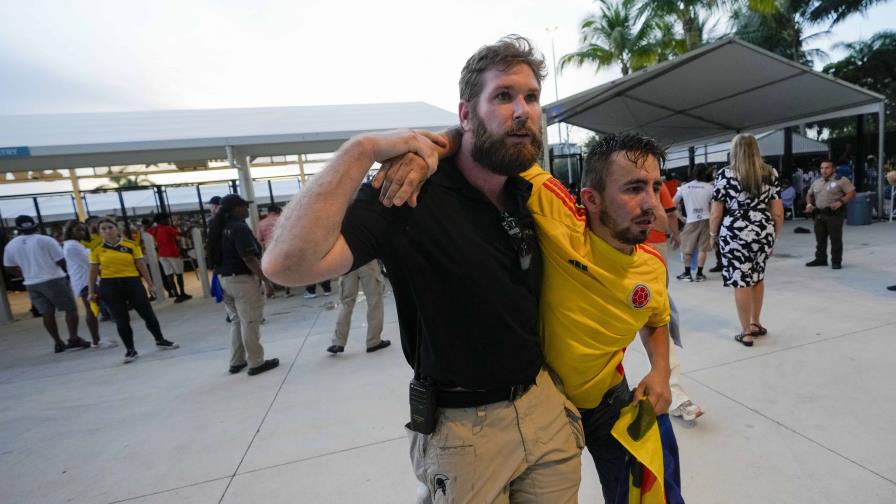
[712,166,780,288]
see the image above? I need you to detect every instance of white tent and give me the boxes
[665,129,830,169]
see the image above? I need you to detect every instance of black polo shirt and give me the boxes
[341,158,543,389]
[215,218,261,276]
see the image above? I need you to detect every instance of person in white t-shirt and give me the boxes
[673,165,715,282]
[3,215,91,353]
[62,221,117,349]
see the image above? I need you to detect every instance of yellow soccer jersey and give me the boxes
[81,234,103,250]
[89,239,142,278]
[522,166,670,409]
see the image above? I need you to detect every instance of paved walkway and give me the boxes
[1,220,894,503]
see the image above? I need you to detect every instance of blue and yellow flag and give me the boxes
[611,398,685,504]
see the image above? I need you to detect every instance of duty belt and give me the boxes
[436,384,533,408]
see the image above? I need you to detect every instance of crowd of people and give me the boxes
[5,33,896,504]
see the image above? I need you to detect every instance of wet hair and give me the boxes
[459,35,547,104]
[206,194,249,269]
[582,133,667,193]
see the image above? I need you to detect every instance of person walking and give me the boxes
[327,259,390,354]
[3,215,91,353]
[673,164,715,281]
[147,213,192,302]
[206,194,279,376]
[805,159,856,270]
[62,221,116,349]
[709,134,784,347]
[87,219,180,363]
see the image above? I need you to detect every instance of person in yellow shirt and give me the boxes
[88,218,180,364]
[375,130,674,502]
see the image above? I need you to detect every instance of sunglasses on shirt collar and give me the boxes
[500,211,533,271]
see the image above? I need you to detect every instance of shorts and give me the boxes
[159,256,184,275]
[27,277,77,314]
[680,220,712,253]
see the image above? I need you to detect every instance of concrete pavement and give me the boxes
[1,219,894,503]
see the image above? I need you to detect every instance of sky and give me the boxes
[1,0,894,195]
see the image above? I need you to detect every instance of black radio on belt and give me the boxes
[408,377,437,434]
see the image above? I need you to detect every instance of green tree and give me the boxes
[645,0,723,51]
[99,175,153,189]
[735,0,888,64]
[559,0,659,76]
[822,31,896,131]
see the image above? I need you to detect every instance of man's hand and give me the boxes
[633,368,672,414]
[668,232,681,250]
[830,200,843,211]
[371,128,460,207]
[805,203,815,213]
[88,291,99,302]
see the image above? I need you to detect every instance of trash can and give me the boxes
[847,192,873,225]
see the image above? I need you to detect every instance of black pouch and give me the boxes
[408,378,438,434]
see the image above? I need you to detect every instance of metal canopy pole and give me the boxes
[226,146,259,231]
[68,169,87,221]
[878,105,886,219]
[32,197,45,234]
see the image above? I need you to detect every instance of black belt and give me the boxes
[436,384,533,409]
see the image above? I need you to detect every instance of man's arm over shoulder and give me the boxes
[521,165,587,225]
[262,130,443,286]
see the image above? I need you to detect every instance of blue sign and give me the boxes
[0,146,31,158]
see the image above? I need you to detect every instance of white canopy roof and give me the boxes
[665,129,830,168]
[0,102,457,172]
[543,37,885,149]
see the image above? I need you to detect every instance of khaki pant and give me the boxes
[220,275,266,368]
[407,368,584,503]
[332,260,384,348]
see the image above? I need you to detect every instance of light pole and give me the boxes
[546,26,563,146]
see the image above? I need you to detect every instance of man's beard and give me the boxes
[598,205,653,246]
[470,110,542,177]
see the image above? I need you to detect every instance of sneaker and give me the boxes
[695,273,707,282]
[676,272,693,282]
[173,295,186,304]
[155,339,180,350]
[303,292,317,299]
[323,290,332,297]
[805,259,828,267]
[831,263,842,270]
[248,358,280,376]
[708,264,723,273]
[326,344,345,354]
[366,340,392,353]
[92,339,119,349]
[123,349,139,363]
[181,294,193,300]
[66,337,92,350]
[229,362,248,374]
[670,400,704,422]
[54,342,66,353]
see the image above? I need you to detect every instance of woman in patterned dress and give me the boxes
[709,134,784,346]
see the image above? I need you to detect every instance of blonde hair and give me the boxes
[729,133,772,196]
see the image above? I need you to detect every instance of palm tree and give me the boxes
[99,175,153,190]
[823,30,896,130]
[644,0,723,51]
[559,0,659,76]
[736,0,888,64]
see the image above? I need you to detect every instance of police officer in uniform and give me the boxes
[805,159,856,269]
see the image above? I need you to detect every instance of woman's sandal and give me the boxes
[735,332,754,347]
[750,323,768,337]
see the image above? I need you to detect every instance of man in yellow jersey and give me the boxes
[377,131,673,502]
[520,133,671,502]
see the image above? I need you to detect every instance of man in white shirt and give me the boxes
[3,215,90,353]
[673,165,715,282]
